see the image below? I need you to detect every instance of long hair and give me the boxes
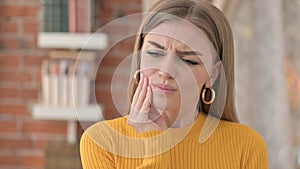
[129,0,239,123]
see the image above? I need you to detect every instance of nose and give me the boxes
[158,69,173,79]
[158,53,176,79]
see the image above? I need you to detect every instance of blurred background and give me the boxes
[0,0,299,168]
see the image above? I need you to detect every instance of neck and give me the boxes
[155,107,198,128]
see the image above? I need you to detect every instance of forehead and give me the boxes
[145,20,212,53]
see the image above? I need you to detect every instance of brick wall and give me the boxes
[0,0,142,168]
[94,0,142,119]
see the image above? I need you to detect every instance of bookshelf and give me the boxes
[33,49,103,144]
[33,0,107,144]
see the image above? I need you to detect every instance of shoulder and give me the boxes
[213,120,268,168]
[207,119,267,153]
[217,120,266,145]
[220,121,269,168]
[82,116,139,143]
[217,120,268,157]
[80,116,148,158]
[80,116,131,153]
[80,120,120,168]
[85,116,127,132]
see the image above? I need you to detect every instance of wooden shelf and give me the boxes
[37,32,108,50]
[32,104,104,144]
[32,104,103,121]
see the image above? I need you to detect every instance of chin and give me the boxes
[152,94,180,111]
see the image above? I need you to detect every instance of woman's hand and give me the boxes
[127,73,168,133]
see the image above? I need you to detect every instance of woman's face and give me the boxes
[140,20,219,127]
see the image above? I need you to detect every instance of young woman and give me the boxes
[80,0,268,168]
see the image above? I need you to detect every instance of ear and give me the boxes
[205,61,221,87]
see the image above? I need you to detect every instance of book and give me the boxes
[42,0,54,32]
[77,0,91,32]
[60,0,69,32]
[68,0,77,32]
[52,0,61,32]
[43,0,70,32]
[42,0,95,33]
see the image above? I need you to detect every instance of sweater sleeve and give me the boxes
[242,131,269,169]
[80,132,115,169]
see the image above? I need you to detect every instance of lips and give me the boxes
[152,84,177,93]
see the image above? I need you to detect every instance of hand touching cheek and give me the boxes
[127,73,168,133]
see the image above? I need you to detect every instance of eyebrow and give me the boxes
[148,41,165,50]
[147,40,203,56]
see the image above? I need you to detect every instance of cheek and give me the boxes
[195,77,205,92]
[141,69,156,79]
[140,50,153,68]
[140,52,159,81]
[192,68,208,89]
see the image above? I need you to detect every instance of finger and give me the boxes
[140,86,151,114]
[135,76,148,110]
[130,86,151,124]
[139,86,153,123]
[132,74,144,110]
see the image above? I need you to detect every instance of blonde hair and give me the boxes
[129,0,239,123]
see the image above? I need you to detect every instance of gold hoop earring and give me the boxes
[133,70,140,84]
[202,87,215,104]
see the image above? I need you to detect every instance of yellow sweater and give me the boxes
[80,112,268,169]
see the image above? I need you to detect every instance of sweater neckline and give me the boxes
[168,111,208,140]
[138,111,208,141]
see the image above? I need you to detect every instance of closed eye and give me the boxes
[181,58,200,65]
[146,50,165,57]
